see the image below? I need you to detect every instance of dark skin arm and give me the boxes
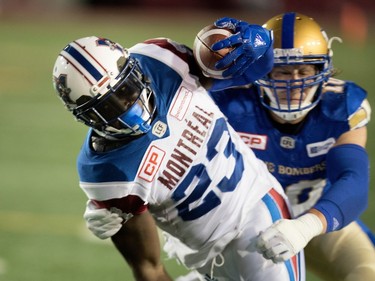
[111,210,173,281]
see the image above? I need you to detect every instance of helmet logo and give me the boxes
[54,74,74,106]
[96,38,123,52]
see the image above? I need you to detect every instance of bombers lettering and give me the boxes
[157,106,213,189]
[278,162,326,176]
[264,161,326,175]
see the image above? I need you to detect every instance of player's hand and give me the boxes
[212,17,272,78]
[251,213,323,263]
[83,200,128,239]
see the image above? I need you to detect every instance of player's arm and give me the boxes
[83,197,172,281]
[254,126,370,263]
[312,126,369,232]
[305,126,368,231]
[311,84,371,232]
[334,124,367,147]
[111,211,172,281]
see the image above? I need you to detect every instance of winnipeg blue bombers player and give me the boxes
[52,24,306,280]
[210,13,375,280]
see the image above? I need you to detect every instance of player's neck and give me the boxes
[90,132,140,152]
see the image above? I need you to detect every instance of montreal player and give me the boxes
[52,24,307,281]
[209,13,375,281]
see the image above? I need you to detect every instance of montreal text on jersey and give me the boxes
[157,105,214,190]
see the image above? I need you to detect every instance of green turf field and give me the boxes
[0,9,374,281]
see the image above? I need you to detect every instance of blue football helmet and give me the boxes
[255,12,340,122]
[52,36,155,139]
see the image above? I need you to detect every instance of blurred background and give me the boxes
[0,0,374,280]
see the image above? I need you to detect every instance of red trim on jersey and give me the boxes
[143,38,191,65]
[93,195,148,215]
[268,188,300,280]
[269,188,291,219]
[291,254,300,281]
[142,38,203,80]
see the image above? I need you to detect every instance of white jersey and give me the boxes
[77,40,287,270]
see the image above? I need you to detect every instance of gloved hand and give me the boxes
[83,200,132,239]
[212,17,273,78]
[251,213,323,263]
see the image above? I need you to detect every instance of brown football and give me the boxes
[193,24,234,79]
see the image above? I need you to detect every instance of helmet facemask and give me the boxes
[74,58,155,139]
[256,59,329,122]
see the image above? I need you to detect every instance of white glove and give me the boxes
[252,213,323,263]
[83,200,133,239]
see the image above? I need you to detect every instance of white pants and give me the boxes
[169,188,306,281]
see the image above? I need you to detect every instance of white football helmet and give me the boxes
[255,12,340,122]
[52,36,155,139]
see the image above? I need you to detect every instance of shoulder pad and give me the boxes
[321,78,369,128]
[211,87,257,118]
[143,38,192,61]
[349,99,371,129]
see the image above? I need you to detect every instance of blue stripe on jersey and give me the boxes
[262,192,283,221]
[64,45,103,81]
[282,12,296,49]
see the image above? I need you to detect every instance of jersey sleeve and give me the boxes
[93,195,148,215]
[143,38,203,77]
[322,78,371,129]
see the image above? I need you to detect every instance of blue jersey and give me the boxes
[211,78,370,215]
[76,39,283,268]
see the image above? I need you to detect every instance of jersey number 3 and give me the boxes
[172,118,245,221]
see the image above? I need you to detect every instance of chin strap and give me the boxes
[119,102,151,134]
